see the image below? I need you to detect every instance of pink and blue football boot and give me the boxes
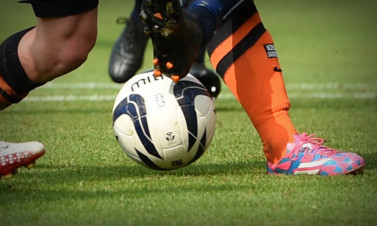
[267,133,365,176]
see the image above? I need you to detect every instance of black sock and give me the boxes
[0,27,44,110]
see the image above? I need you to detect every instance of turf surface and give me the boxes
[1,0,376,225]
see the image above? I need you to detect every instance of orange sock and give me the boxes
[207,4,297,164]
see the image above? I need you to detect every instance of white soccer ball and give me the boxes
[112,71,216,170]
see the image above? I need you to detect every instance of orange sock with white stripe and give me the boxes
[207,1,297,163]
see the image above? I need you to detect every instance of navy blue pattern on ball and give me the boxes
[113,94,162,159]
[174,80,210,151]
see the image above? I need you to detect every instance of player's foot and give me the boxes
[189,62,221,99]
[0,141,46,178]
[267,133,365,176]
[109,18,149,83]
[140,0,202,82]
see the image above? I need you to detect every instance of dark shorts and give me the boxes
[19,0,99,17]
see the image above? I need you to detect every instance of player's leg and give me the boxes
[18,4,98,84]
[0,0,98,177]
[207,0,296,164]
[0,0,98,110]
[206,1,365,175]
[140,0,249,80]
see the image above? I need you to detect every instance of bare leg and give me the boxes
[18,7,98,83]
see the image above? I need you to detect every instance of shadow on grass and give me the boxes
[36,159,266,180]
[1,157,371,206]
[0,160,267,204]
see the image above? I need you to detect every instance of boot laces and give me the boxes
[288,133,338,159]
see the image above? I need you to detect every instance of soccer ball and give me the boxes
[112,71,216,170]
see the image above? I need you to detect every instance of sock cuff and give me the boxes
[0,27,44,95]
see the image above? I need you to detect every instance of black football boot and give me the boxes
[140,0,202,82]
[108,18,149,83]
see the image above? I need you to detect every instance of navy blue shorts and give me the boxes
[19,0,99,17]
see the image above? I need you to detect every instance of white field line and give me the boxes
[24,82,376,102]
[25,95,116,102]
[42,82,122,89]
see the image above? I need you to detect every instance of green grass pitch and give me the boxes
[1,0,377,225]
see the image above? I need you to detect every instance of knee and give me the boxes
[55,26,97,72]
[59,35,96,70]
